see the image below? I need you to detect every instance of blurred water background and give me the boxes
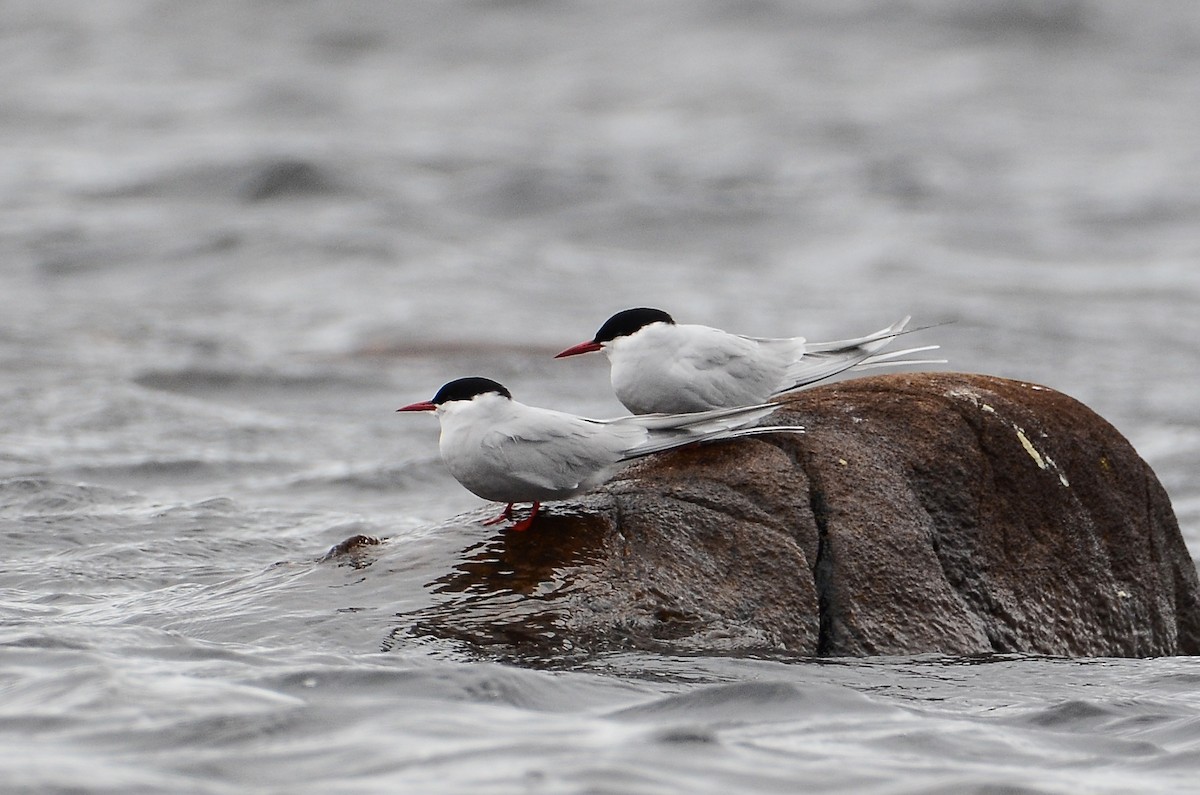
[3,1,1200,792]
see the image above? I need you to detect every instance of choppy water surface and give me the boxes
[4,1,1200,792]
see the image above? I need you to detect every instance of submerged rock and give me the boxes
[396,373,1200,659]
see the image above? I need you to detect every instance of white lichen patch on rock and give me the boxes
[946,386,984,406]
[948,386,1070,488]
[1012,423,1071,487]
[1016,427,1046,468]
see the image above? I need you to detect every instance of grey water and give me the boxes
[3,1,1200,792]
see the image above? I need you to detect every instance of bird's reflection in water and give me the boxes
[433,508,610,597]
[387,504,613,658]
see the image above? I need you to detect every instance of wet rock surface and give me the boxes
[392,373,1200,659]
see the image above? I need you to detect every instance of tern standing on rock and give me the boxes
[398,377,804,531]
[555,308,942,415]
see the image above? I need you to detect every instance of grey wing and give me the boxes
[480,414,640,493]
[670,334,787,408]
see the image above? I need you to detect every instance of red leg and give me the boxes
[506,502,541,532]
[481,503,515,526]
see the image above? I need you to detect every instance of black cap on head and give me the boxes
[593,307,675,343]
[430,377,512,405]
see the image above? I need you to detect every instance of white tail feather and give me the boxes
[861,344,940,363]
[804,316,911,354]
[614,401,781,433]
[620,421,805,460]
[780,319,945,393]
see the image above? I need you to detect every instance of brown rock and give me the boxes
[398,373,1200,658]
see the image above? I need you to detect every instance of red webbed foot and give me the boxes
[506,502,541,532]
[481,503,516,526]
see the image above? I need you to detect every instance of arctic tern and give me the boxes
[555,308,942,414]
[397,377,803,531]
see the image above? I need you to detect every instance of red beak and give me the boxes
[397,401,437,412]
[554,340,603,358]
